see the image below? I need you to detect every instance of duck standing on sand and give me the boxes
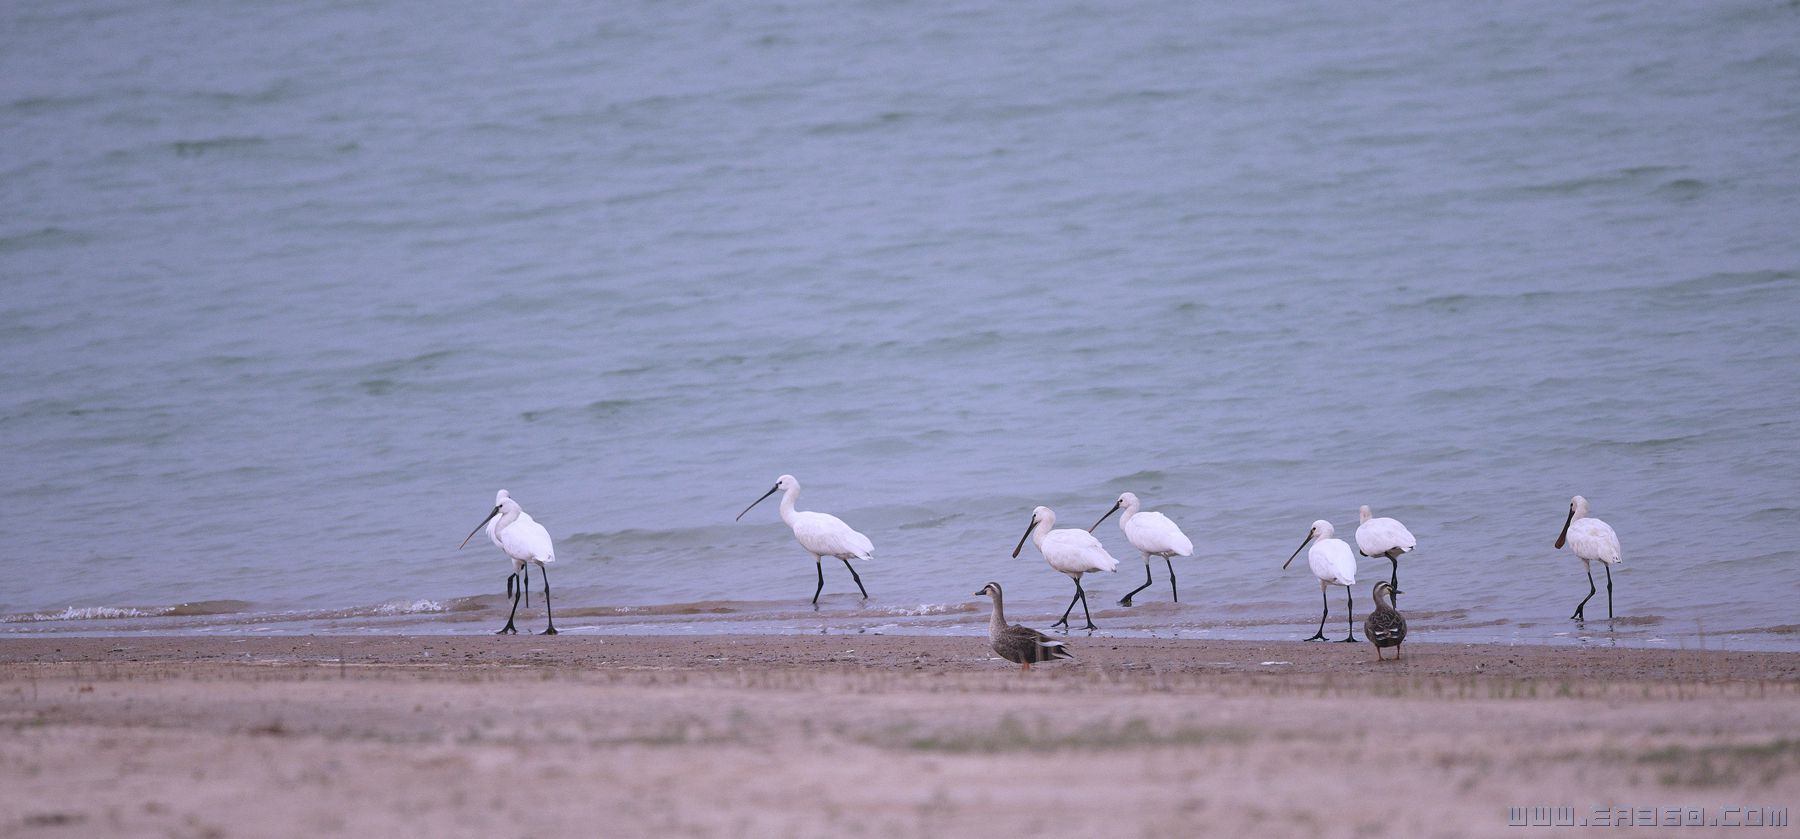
[1364,581,1406,660]
[974,581,1074,671]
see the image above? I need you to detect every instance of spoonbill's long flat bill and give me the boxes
[1283,519,1357,642]
[1013,505,1119,631]
[1091,491,1193,606]
[1554,494,1621,621]
[1355,505,1416,605]
[737,474,873,605]
[459,489,557,635]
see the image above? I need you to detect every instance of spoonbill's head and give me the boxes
[1283,519,1333,569]
[459,489,514,549]
[1090,492,1139,532]
[1555,495,1589,549]
[1012,506,1055,557]
[735,474,798,521]
[974,581,1002,598]
[1359,504,1372,524]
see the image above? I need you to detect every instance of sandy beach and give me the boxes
[2,635,1796,837]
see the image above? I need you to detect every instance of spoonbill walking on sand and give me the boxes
[1090,492,1193,606]
[974,581,1074,671]
[1283,519,1357,642]
[459,489,557,635]
[737,474,872,605]
[1554,495,1621,621]
[1013,506,1119,631]
[1355,505,1416,605]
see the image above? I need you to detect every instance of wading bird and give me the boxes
[1090,492,1193,606]
[1283,519,1357,642]
[1554,495,1621,621]
[1364,581,1407,660]
[459,489,557,635]
[737,474,872,606]
[974,581,1073,671]
[1013,506,1119,631]
[1355,505,1416,605]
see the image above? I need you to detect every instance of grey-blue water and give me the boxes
[4,0,1798,649]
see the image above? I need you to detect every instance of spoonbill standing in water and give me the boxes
[459,489,557,635]
[1355,505,1416,605]
[1013,506,1119,631]
[1283,519,1357,642]
[1554,494,1621,621]
[737,474,873,606]
[1090,492,1193,606]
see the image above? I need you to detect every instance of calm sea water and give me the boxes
[3,0,1797,649]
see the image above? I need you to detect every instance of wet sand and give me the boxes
[3,635,1797,837]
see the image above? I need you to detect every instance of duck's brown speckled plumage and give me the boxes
[975,581,1073,671]
[1364,581,1407,660]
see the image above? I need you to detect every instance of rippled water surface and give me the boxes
[3,0,1798,649]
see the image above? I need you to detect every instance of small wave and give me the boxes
[372,599,451,616]
[881,603,979,617]
[162,599,253,617]
[171,136,268,157]
[3,605,159,623]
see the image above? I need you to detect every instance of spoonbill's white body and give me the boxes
[1355,505,1416,604]
[1554,495,1621,621]
[1283,519,1357,642]
[737,474,873,605]
[459,489,557,635]
[1013,505,1119,630]
[1091,492,1193,606]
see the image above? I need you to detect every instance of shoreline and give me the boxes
[4,636,1796,837]
[3,634,1799,683]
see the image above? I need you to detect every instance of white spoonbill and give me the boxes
[1012,506,1119,631]
[736,474,872,605]
[1554,494,1621,621]
[458,489,557,635]
[1355,505,1416,605]
[1090,492,1194,606]
[1282,519,1357,642]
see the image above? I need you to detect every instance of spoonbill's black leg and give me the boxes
[839,557,869,599]
[539,565,557,635]
[1119,561,1153,607]
[1076,580,1096,631]
[1304,587,1328,641]
[1054,581,1082,629]
[1572,564,1596,621]
[811,558,825,606]
[1604,563,1614,620]
[1166,557,1178,603]
[497,572,521,635]
[1339,586,1358,642]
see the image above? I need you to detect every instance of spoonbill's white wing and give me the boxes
[1567,518,1621,565]
[791,511,874,560]
[1355,517,1415,557]
[1124,511,1193,557]
[1309,539,1356,586]
[1042,528,1120,574]
[499,511,555,564]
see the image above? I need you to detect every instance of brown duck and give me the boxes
[1364,581,1407,661]
[974,581,1074,671]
